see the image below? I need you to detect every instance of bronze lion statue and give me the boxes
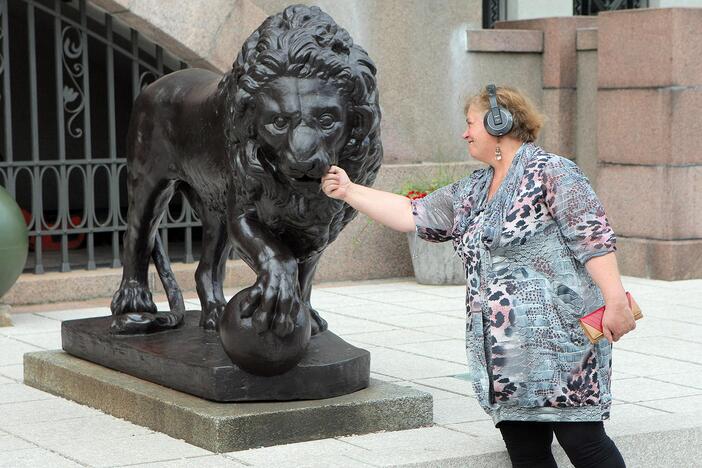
[110,5,382,375]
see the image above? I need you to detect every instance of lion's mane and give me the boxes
[218,5,382,214]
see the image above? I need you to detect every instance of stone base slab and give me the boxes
[616,237,702,280]
[24,351,433,453]
[62,311,370,402]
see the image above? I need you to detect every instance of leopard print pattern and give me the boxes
[412,143,616,424]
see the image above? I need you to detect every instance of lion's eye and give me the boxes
[318,114,336,129]
[272,116,288,130]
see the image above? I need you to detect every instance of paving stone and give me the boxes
[322,302,428,320]
[0,314,61,337]
[0,364,23,382]
[0,398,101,429]
[370,348,467,380]
[413,376,475,396]
[403,297,464,313]
[321,283,406,295]
[621,316,702,342]
[344,329,451,346]
[0,375,13,384]
[338,425,474,453]
[613,377,702,403]
[0,447,82,467]
[321,312,396,335]
[433,396,489,425]
[615,336,702,362]
[36,307,111,322]
[356,291,448,305]
[398,381,463,401]
[422,324,467,340]
[608,402,672,421]
[638,394,702,414]
[374,312,465,329]
[369,372,403,383]
[611,349,702,377]
[130,456,249,468]
[11,331,63,350]
[0,383,55,404]
[42,432,209,467]
[393,339,467,364]
[7,414,154,444]
[226,438,373,467]
[310,294,378,309]
[0,337,41,366]
[0,433,35,452]
[442,419,499,437]
[649,372,702,390]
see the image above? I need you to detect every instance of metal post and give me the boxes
[106,14,120,269]
[1,0,13,196]
[28,2,44,274]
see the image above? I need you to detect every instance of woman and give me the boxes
[321,85,635,468]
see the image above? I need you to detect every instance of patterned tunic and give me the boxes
[412,143,617,425]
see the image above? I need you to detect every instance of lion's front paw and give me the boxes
[238,266,303,337]
[310,307,328,335]
[200,302,225,331]
[111,279,157,316]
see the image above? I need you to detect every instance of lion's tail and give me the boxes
[152,233,186,315]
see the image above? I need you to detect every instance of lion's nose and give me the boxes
[288,125,329,178]
[289,124,319,160]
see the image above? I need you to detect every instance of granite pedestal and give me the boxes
[24,351,433,452]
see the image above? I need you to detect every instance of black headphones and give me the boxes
[483,84,513,137]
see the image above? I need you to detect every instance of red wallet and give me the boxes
[579,292,643,344]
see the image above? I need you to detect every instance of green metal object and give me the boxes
[0,187,28,298]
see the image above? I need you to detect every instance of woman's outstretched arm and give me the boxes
[322,166,415,233]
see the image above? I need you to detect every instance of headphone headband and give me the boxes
[483,83,513,137]
[486,84,502,125]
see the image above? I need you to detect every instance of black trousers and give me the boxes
[498,421,625,468]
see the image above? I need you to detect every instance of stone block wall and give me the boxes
[596,8,702,280]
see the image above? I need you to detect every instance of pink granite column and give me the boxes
[497,17,597,158]
[596,8,702,280]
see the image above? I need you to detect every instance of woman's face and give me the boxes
[462,106,497,163]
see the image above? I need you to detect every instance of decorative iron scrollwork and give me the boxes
[62,25,85,139]
[574,0,648,15]
[139,70,157,91]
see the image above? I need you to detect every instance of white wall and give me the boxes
[506,0,572,20]
[649,0,702,6]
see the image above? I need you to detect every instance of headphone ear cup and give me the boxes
[484,108,514,137]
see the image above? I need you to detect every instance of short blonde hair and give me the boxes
[464,86,544,142]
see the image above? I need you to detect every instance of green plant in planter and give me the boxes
[397,166,465,285]
[397,165,459,200]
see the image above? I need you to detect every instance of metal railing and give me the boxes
[0,0,201,274]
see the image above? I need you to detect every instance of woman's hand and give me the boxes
[601,293,636,342]
[322,165,352,200]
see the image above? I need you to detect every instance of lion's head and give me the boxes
[219,4,382,202]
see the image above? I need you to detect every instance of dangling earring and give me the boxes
[495,144,502,161]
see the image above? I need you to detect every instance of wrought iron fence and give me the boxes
[574,0,649,15]
[482,0,649,28]
[0,0,201,274]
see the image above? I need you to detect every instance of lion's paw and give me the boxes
[310,307,328,335]
[200,302,225,331]
[110,279,157,316]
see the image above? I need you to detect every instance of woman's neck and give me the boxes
[490,138,525,179]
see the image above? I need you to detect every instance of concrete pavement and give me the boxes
[1,275,701,467]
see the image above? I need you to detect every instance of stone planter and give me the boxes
[406,233,464,285]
